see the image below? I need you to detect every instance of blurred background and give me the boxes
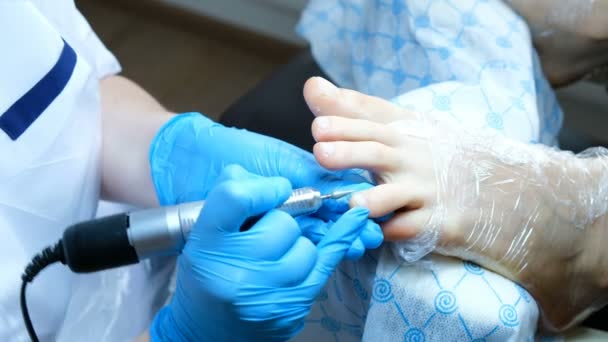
[79,0,307,121]
[79,0,607,149]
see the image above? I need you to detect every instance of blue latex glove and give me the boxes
[149,165,372,341]
[149,113,383,258]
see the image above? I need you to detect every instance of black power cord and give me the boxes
[20,241,65,342]
[19,212,139,341]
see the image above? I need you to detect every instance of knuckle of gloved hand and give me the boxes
[262,210,301,247]
[272,176,293,197]
[272,209,299,231]
[345,239,366,260]
[286,236,317,263]
[220,164,247,179]
[279,238,318,286]
[297,236,318,255]
[215,180,252,208]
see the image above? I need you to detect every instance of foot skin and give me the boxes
[303,76,608,332]
[505,0,608,86]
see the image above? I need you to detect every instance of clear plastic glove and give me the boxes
[304,77,608,332]
[149,112,383,259]
[149,165,372,341]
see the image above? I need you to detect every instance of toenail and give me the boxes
[319,143,335,157]
[316,77,339,97]
[315,117,330,130]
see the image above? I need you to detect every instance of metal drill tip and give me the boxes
[320,190,355,200]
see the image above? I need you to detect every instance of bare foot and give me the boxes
[304,76,608,331]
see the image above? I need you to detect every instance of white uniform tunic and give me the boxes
[0,1,121,340]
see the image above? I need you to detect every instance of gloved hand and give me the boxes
[149,112,383,258]
[149,165,372,341]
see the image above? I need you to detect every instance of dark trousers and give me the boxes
[221,51,325,153]
[219,51,607,332]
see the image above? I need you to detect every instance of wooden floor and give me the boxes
[77,0,297,120]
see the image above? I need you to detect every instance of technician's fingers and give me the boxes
[381,209,432,241]
[349,182,431,218]
[296,216,330,244]
[343,219,384,260]
[244,236,318,287]
[314,141,402,173]
[312,116,401,146]
[344,238,366,260]
[176,164,254,203]
[199,175,292,234]
[304,77,415,123]
[243,210,302,260]
[301,217,383,260]
[358,220,384,249]
[307,207,369,286]
[212,164,253,185]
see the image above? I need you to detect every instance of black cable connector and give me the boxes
[20,241,66,342]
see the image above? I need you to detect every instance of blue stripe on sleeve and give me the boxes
[0,39,77,140]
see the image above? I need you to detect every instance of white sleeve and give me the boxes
[31,0,121,79]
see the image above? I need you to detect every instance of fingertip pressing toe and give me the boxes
[345,238,366,260]
[360,220,384,249]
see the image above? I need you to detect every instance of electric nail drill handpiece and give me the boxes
[60,187,353,273]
